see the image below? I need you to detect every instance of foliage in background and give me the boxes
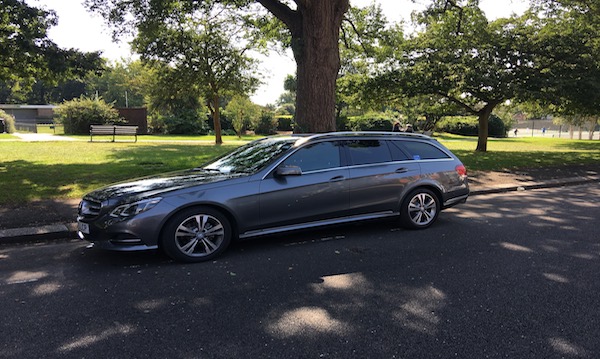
[54,97,123,134]
[254,111,278,135]
[436,115,507,138]
[0,109,16,133]
[86,59,147,108]
[128,1,261,144]
[0,0,104,102]
[225,95,260,137]
[149,109,208,135]
[276,115,294,132]
[344,113,394,132]
[337,3,403,119]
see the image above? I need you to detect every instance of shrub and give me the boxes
[436,115,507,137]
[255,111,278,135]
[276,115,294,131]
[0,109,16,133]
[150,109,208,135]
[488,115,508,138]
[336,115,349,131]
[55,97,123,135]
[346,113,394,131]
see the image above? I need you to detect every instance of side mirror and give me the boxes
[275,165,302,177]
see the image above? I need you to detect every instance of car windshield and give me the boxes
[202,137,297,174]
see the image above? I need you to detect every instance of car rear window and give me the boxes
[345,140,392,165]
[387,141,412,161]
[400,141,451,160]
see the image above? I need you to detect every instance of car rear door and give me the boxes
[344,139,420,216]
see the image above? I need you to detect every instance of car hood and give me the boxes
[84,169,247,203]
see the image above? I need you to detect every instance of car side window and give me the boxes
[345,140,392,165]
[387,141,412,161]
[282,141,341,172]
[402,141,451,160]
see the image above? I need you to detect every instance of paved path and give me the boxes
[11,132,79,141]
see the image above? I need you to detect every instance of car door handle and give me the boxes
[329,175,346,182]
[395,168,409,173]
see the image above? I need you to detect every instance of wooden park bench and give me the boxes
[90,125,138,143]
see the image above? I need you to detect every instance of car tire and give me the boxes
[400,188,440,229]
[161,207,232,263]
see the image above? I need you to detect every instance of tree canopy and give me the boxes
[86,0,351,133]
[1,0,103,85]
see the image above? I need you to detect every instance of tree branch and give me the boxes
[256,0,299,31]
[443,0,464,34]
[341,17,372,57]
[436,91,477,114]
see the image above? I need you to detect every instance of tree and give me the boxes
[86,0,351,134]
[256,0,350,133]
[276,74,296,114]
[86,60,147,108]
[130,2,260,144]
[337,3,404,118]
[225,95,260,137]
[141,62,209,135]
[1,0,103,90]
[370,1,540,151]
[523,3,600,121]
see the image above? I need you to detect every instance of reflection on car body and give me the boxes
[78,132,469,262]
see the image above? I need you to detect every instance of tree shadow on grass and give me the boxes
[452,150,600,171]
[0,144,236,205]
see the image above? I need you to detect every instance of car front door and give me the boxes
[258,141,349,229]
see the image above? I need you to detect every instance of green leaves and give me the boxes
[0,0,103,84]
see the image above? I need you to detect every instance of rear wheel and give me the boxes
[161,207,232,262]
[400,188,440,229]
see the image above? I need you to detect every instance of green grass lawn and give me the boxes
[1,134,598,204]
[437,135,600,171]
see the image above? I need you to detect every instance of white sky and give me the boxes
[26,0,529,106]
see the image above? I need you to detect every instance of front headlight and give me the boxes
[110,198,162,219]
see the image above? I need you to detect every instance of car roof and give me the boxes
[306,131,431,140]
[257,132,437,149]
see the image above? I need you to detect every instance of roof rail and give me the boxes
[303,131,433,142]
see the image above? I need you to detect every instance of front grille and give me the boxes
[79,199,102,218]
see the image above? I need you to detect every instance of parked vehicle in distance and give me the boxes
[78,132,469,262]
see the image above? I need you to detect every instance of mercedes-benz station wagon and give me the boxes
[78,132,469,262]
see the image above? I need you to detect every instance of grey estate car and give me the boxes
[78,132,469,262]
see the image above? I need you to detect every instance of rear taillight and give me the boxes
[455,164,467,177]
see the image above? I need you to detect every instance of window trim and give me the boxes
[393,139,453,161]
[262,139,347,179]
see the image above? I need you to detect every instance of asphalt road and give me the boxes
[1,183,599,359]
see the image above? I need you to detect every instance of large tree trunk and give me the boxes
[293,1,347,133]
[475,101,500,152]
[258,0,349,134]
[210,94,223,145]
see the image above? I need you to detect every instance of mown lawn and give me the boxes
[1,134,598,204]
[437,135,600,171]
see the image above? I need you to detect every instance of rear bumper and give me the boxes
[442,188,469,209]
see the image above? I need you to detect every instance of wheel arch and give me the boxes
[157,202,240,249]
[399,181,444,209]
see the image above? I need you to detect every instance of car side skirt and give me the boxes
[239,211,398,239]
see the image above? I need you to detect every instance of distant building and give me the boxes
[0,104,147,133]
[0,104,55,132]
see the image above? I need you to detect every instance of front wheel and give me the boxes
[161,207,232,262]
[400,189,440,229]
